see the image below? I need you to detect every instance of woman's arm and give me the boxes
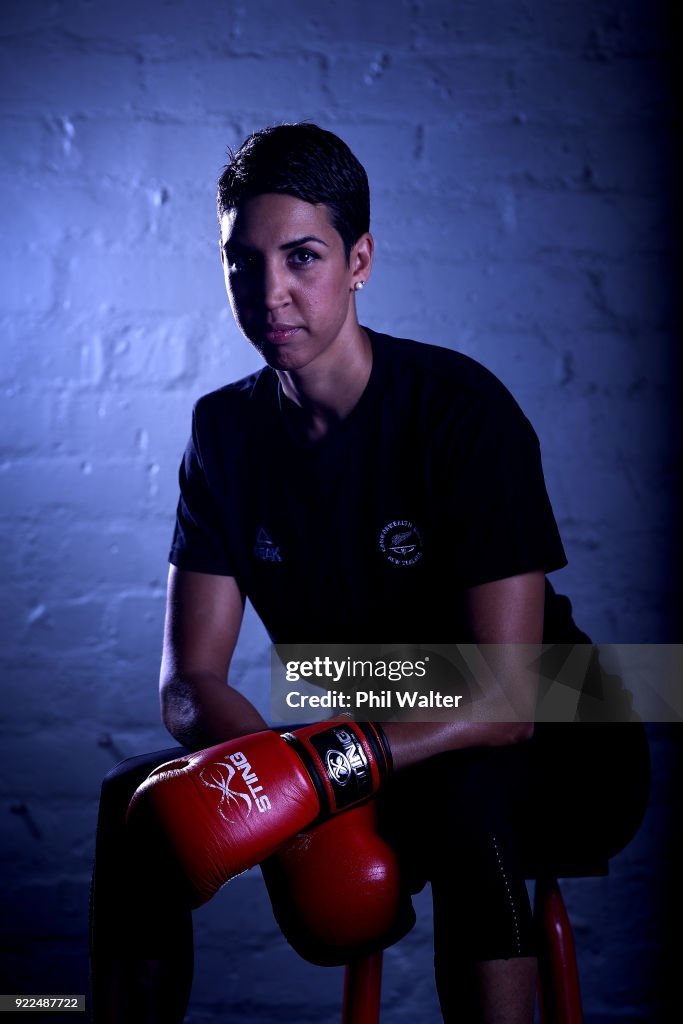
[159,565,270,750]
[380,570,545,771]
[160,565,544,764]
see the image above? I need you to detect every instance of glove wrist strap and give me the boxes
[282,720,391,816]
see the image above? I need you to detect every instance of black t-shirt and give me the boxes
[170,330,575,643]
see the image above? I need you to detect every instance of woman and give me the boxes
[90,122,649,1023]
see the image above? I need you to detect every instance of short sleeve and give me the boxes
[448,392,567,588]
[168,407,235,576]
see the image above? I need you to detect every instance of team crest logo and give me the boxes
[379,519,424,566]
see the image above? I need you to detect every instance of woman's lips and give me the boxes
[263,323,301,343]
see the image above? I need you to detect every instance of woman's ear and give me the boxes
[350,232,374,290]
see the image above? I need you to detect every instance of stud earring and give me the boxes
[354,280,365,292]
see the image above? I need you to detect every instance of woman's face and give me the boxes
[220,193,370,373]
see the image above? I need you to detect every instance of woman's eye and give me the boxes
[225,252,258,274]
[226,255,247,273]
[289,249,318,267]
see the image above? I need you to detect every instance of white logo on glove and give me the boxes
[326,749,352,786]
[200,751,272,822]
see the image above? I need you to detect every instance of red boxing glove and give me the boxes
[126,720,391,908]
[260,799,415,966]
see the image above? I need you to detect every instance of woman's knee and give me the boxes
[100,746,186,797]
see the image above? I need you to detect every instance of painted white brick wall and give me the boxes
[0,1,679,1020]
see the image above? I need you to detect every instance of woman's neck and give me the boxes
[277,328,373,442]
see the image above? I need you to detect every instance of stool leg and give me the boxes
[534,877,584,1024]
[342,951,383,1024]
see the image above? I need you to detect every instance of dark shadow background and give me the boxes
[1,1,680,1021]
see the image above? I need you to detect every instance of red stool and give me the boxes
[532,858,609,1024]
[333,721,648,1022]
[341,862,608,1024]
[343,950,384,1024]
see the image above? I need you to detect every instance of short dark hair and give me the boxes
[216,122,370,260]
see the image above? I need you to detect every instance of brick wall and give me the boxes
[1,1,679,1021]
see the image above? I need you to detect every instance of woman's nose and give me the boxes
[263,261,289,310]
